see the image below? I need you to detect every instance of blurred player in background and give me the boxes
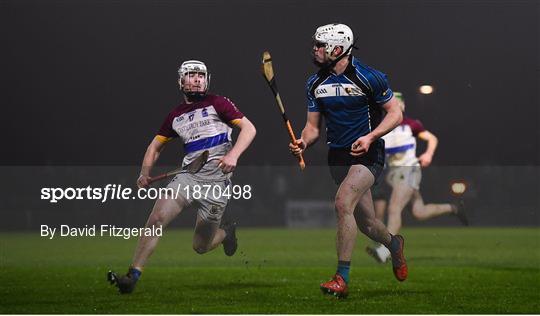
[109,60,256,294]
[366,92,468,263]
[290,23,406,298]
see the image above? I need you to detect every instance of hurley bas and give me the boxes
[40,225,163,240]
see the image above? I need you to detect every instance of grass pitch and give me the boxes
[1,227,539,314]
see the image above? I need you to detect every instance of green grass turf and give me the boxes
[1,227,539,314]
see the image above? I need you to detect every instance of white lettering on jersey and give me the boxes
[314,83,366,98]
[172,106,230,144]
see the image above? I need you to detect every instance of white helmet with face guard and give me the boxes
[313,23,354,61]
[178,60,211,97]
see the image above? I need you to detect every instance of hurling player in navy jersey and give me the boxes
[109,60,256,294]
[289,23,406,298]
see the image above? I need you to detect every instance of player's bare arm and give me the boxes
[219,117,256,173]
[350,96,403,157]
[417,130,438,167]
[290,111,321,157]
[137,137,169,188]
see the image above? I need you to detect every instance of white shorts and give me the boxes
[166,173,231,223]
[385,166,422,190]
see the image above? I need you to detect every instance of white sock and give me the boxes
[376,244,391,262]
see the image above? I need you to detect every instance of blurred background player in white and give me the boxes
[366,92,467,263]
[290,23,406,298]
[109,60,256,294]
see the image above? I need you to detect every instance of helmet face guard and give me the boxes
[313,23,354,62]
[178,60,211,100]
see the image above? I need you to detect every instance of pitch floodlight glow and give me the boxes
[419,85,434,94]
[451,182,467,195]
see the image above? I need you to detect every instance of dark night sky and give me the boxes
[1,0,538,166]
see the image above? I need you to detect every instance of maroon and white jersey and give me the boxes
[382,117,425,167]
[157,94,243,176]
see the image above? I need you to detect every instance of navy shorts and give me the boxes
[327,138,385,185]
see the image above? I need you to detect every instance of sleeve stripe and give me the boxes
[229,118,242,126]
[155,135,173,143]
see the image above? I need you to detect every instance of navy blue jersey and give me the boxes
[306,56,393,149]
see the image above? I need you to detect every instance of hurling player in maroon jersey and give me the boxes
[109,60,256,294]
[367,92,468,264]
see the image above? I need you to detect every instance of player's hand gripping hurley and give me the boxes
[261,51,305,170]
[147,150,209,184]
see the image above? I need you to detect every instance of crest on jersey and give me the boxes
[345,86,364,96]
